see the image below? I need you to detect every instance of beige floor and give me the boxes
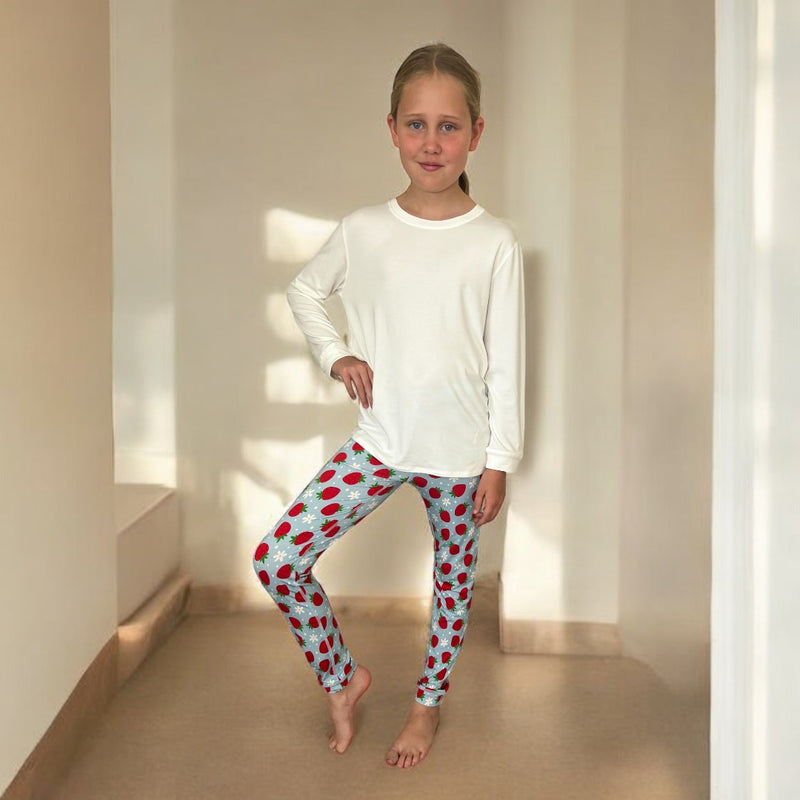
[49,586,709,800]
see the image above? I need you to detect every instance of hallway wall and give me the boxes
[0,0,115,792]
[619,0,715,692]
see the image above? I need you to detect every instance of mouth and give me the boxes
[418,162,443,172]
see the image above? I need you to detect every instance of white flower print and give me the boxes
[302,513,317,523]
[308,633,320,643]
[441,497,451,507]
[456,608,465,616]
[303,488,314,499]
[299,557,311,566]
[422,695,435,706]
[274,549,287,563]
[367,501,378,510]
[293,605,304,614]
[348,491,360,500]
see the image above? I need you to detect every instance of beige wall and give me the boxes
[619,0,715,692]
[112,0,176,486]
[0,0,115,792]
[172,0,508,601]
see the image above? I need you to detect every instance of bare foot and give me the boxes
[327,665,372,754]
[385,703,440,768]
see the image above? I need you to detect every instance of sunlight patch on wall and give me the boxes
[264,208,337,264]
[265,357,345,405]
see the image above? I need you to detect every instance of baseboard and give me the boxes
[1,636,118,800]
[187,583,432,624]
[117,571,191,686]
[498,577,621,656]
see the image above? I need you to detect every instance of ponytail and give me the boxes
[458,172,470,195]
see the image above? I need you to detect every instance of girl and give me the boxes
[252,42,524,769]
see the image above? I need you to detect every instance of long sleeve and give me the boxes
[286,223,354,378]
[483,243,526,472]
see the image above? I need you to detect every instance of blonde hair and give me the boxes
[390,43,481,195]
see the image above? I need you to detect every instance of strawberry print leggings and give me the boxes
[252,439,481,707]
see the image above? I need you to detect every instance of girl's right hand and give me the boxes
[331,356,374,409]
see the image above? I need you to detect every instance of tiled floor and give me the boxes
[49,586,709,800]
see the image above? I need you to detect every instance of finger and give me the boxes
[350,372,370,408]
[342,373,357,401]
[364,366,374,407]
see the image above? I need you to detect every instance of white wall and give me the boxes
[0,0,116,792]
[501,0,624,625]
[172,0,509,601]
[112,0,176,486]
[619,0,715,692]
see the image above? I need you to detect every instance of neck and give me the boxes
[396,185,476,221]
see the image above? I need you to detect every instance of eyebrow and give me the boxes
[399,113,464,121]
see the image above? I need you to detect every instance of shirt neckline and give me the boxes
[387,198,485,229]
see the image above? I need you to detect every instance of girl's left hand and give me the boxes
[472,469,506,526]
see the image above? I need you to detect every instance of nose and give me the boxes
[423,130,441,153]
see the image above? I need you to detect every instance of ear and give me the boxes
[469,117,485,152]
[387,114,400,148]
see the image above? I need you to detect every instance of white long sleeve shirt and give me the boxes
[287,198,525,476]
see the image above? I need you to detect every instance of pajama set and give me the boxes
[253,198,525,706]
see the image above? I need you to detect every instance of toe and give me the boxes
[385,748,399,766]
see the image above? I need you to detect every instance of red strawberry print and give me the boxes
[373,467,394,479]
[453,619,464,631]
[294,590,305,602]
[334,653,340,664]
[429,487,441,499]
[257,570,269,585]
[323,524,341,538]
[305,651,314,663]
[368,455,383,465]
[449,543,460,555]
[352,442,364,452]
[276,563,293,580]
[278,602,290,613]
[343,472,364,485]
[452,635,461,647]
[417,688,425,699]
[465,539,474,551]
[442,651,452,663]
[367,482,382,496]
[319,640,329,654]
[254,543,269,562]
[332,618,339,629]
[309,617,319,628]
[436,668,447,681]
[427,656,435,669]
[445,597,456,610]
[317,486,340,500]
[378,485,392,495]
[457,571,468,585]
[441,563,452,575]
[440,510,451,523]
[438,615,447,630]
[299,542,315,557]
[312,592,324,606]
[276,584,290,596]
[289,617,302,630]
[321,519,337,532]
[319,658,331,672]
[320,617,328,629]
[275,521,291,540]
[412,476,428,488]
[333,451,347,463]
[288,502,306,517]
[455,503,467,516]
[321,502,341,516]
[317,469,336,483]
[424,499,431,508]
[441,528,450,540]
[451,483,466,497]
[441,581,453,591]
[459,587,469,600]
[291,530,313,546]
[431,634,439,648]
[464,553,474,567]
[455,523,467,536]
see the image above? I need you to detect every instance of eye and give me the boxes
[409,121,424,131]
[441,123,456,132]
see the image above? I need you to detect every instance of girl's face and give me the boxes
[387,72,484,199]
